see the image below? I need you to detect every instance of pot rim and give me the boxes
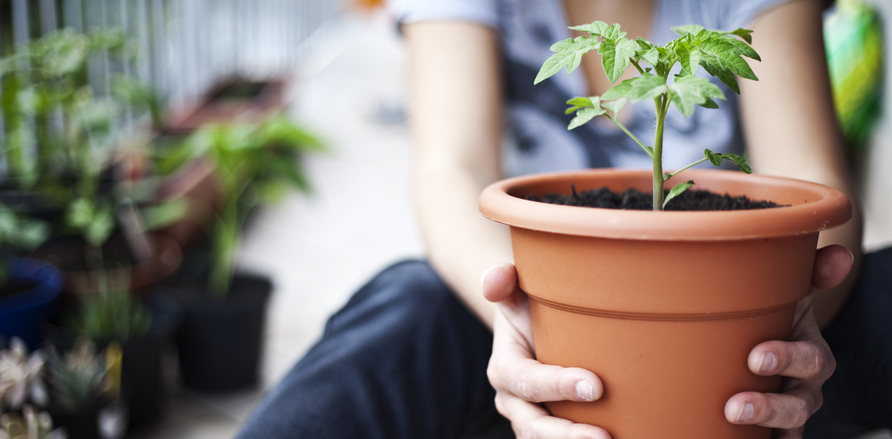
[479,169,852,241]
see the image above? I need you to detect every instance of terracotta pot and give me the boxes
[478,169,852,439]
[163,76,288,135]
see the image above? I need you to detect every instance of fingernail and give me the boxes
[576,380,595,401]
[735,402,754,422]
[480,265,499,288]
[758,352,777,373]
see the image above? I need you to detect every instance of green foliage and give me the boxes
[0,204,49,285]
[0,27,164,253]
[536,21,760,210]
[66,275,152,343]
[168,115,325,297]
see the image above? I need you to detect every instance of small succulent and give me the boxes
[0,338,47,412]
[0,405,67,439]
[44,340,118,413]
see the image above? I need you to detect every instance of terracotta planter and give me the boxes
[478,169,851,439]
[163,76,288,135]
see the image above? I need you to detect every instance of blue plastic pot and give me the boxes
[0,258,64,349]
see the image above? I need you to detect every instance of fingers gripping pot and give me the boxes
[478,169,851,439]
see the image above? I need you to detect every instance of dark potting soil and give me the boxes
[530,183,784,211]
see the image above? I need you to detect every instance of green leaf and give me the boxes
[17,221,48,251]
[565,96,597,114]
[722,153,753,173]
[700,61,741,94]
[566,96,595,108]
[568,106,606,130]
[66,198,95,229]
[729,28,754,44]
[704,149,724,166]
[675,43,700,75]
[257,115,325,152]
[535,36,601,84]
[671,25,705,36]
[601,98,627,115]
[634,38,660,66]
[86,208,115,248]
[703,149,753,173]
[699,97,720,109]
[601,80,633,100]
[623,74,668,102]
[696,36,758,83]
[570,22,627,41]
[569,21,613,38]
[663,181,695,209]
[141,199,189,231]
[669,75,725,117]
[599,37,639,83]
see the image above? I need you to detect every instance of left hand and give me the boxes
[724,244,853,438]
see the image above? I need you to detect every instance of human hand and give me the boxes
[724,244,853,439]
[481,263,611,439]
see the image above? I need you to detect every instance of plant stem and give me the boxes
[664,158,709,181]
[652,95,668,211]
[606,114,653,159]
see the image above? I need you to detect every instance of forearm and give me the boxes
[416,163,512,328]
[406,21,510,328]
[741,0,863,327]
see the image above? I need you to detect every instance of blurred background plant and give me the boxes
[0,404,67,439]
[0,204,48,286]
[43,339,118,414]
[165,115,324,296]
[0,337,47,413]
[64,274,150,343]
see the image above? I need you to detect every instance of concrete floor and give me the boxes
[128,9,891,439]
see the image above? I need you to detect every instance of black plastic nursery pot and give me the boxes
[122,292,183,429]
[169,272,272,392]
[0,258,63,349]
[42,291,183,431]
[47,398,126,439]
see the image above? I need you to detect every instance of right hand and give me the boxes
[482,263,612,439]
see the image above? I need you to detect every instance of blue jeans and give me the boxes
[236,260,513,439]
[805,246,892,438]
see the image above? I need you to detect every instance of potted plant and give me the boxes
[42,339,125,439]
[0,28,185,301]
[159,114,323,392]
[50,276,181,430]
[477,22,852,438]
[0,206,62,349]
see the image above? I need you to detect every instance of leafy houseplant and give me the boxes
[478,22,852,439]
[161,114,323,392]
[1,27,180,292]
[535,22,758,210]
